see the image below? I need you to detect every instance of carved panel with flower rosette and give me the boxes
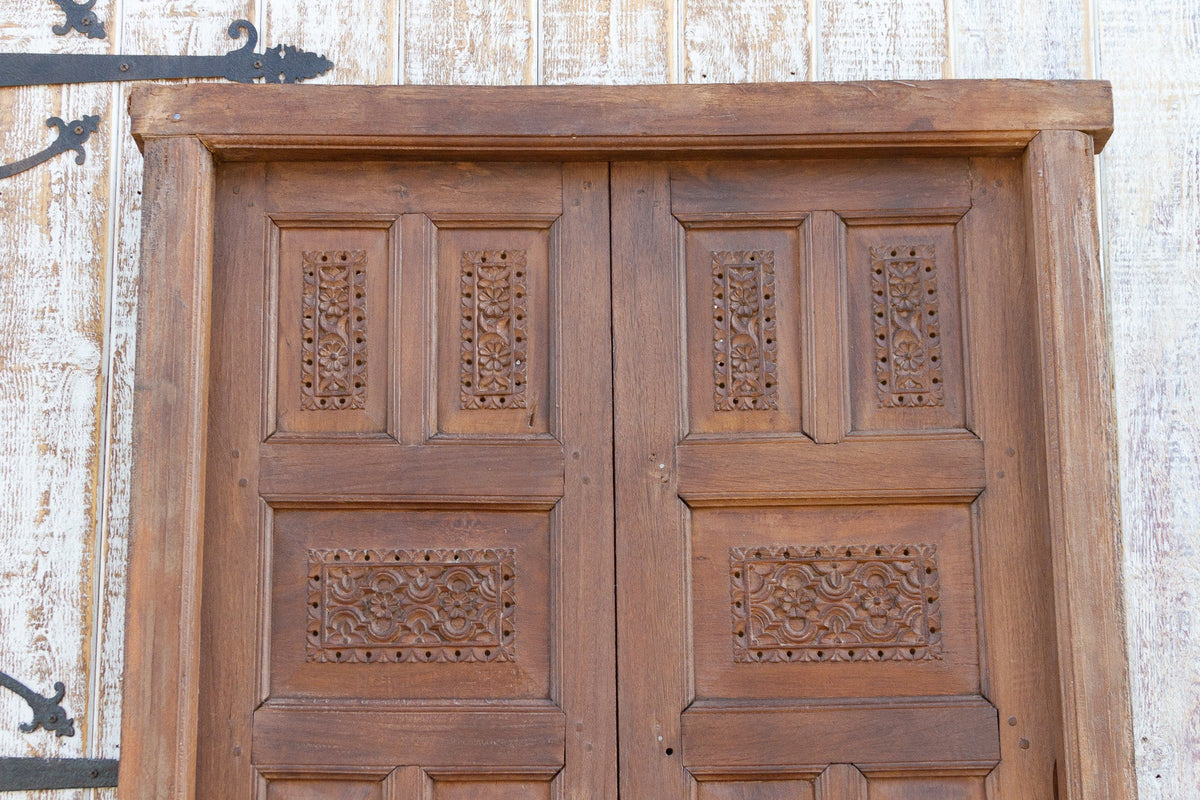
[871,245,943,408]
[306,547,517,663]
[712,250,780,411]
[730,544,943,662]
[301,250,368,410]
[460,250,528,410]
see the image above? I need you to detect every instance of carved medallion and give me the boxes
[871,245,944,407]
[300,250,367,410]
[730,544,943,662]
[307,547,516,663]
[460,250,528,410]
[713,250,779,410]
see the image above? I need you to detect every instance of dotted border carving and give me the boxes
[307,547,516,663]
[460,250,528,410]
[730,544,943,663]
[301,250,367,410]
[713,250,780,411]
[871,245,944,408]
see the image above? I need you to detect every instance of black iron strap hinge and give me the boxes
[0,669,118,791]
[1,0,334,180]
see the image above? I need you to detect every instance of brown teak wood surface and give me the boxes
[121,81,1132,800]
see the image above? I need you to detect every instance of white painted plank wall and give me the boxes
[0,1,1196,798]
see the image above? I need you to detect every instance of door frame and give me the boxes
[120,81,1132,799]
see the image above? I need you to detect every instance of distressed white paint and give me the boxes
[0,1,1197,798]
[682,0,808,82]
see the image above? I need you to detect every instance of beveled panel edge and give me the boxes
[130,81,1114,154]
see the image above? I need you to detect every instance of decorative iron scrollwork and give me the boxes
[0,115,100,181]
[51,0,106,39]
[0,8,334,181]
[0,670,75,738]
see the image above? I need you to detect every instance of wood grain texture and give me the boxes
[117,136,215,800]
[541,0,670,83]
[816,0,947,80]
[0,10,113,800]
[404,0,533,84]
[264,0,392,84]
[951,0,1086,79]
[93,6,255,795]
[1094,0,1200,796]
[1024,130,1136,799]
[682,0,808,82]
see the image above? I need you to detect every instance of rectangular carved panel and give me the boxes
[301,250,368,410]
[307,547,516,663]
[730,544,943,663]
[460,250,528,410]
[871,245,943,408]
[712,250,779,411]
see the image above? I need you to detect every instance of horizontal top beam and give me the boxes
[129,80,1113,158]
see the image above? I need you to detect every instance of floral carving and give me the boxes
[301,250,367,410]
[730,544,943,662]
[713,251,779,410]
[871,245,943,407]
[306,547,516,663]
[461,250,528,409]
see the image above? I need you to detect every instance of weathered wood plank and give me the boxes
[0,9,113,800]
[92,4,255,785]
[816,0,947,80]
[541,0,670,83]
[264,0,396,84]
[951,0,1086,79]
[1094,0,1200,797]
[682,0,808,82]
[404,0,533,84]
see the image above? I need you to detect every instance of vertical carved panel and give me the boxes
[460,250,528,410]
[307,547,517,663]
[301,250,368,410]
[712,250,779,410]
[871,245,943,407]
[730,544,943,662]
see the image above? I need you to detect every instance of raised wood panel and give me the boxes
[431,778,552,800]
[682,698,1000,772]
[669,159,972,215]
[676,438,985,503]
[263,776,383,800]
[682,0,808,83]
[691,504,981,700]
[257,443,564,502]
[698,779,816,800]
[268,508,550,702]
[866,775,986,800]
[252,707,565,768]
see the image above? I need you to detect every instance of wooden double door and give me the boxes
[202,154,1056,799]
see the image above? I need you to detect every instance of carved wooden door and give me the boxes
[612,158,1060,798]
[200,161,615,798]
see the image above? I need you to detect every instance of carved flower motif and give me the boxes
[889,277,921,312]
[860,586,900,618]
[319,281,350,319]
[438,588,481,621]
[730,340,761,376]
[365,591,401,620]
[772,574,816,619]
[317,337,350,376]
[892,339,925,372]
[477,334,512,376]
[476,281,511,318]
[728,281,761,319]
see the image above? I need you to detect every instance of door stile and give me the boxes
[553,162,618,798]
[611,162,694,799]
